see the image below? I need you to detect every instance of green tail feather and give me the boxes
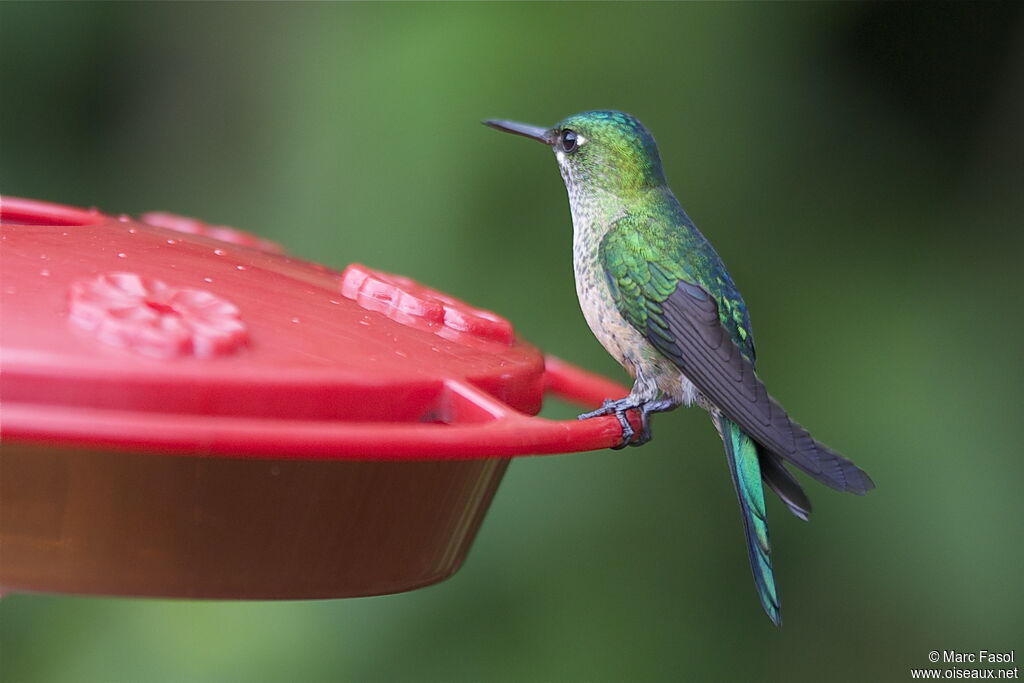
[719,414,781,626]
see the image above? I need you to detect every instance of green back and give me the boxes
[599,200,756,364]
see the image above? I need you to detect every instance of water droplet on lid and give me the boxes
[39,254,49,260]
[117,214,130,222]
[166,239,177,245]
[329,299,341,305]
[203,277,213,283]
[117,252,127,259]
[235,265,247,271]
[128,228,137,234]
[358,319,370,326]
[213,249,226,256]
[291,317,300,324]
[395,350,408,358]
[40,269,50,277]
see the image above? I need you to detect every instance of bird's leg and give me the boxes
[578,365,670,449]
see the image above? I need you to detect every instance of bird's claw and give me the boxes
[610,410,635,450]
[577,398,623,420]
[578,397,637,449]
[578,397,677,450]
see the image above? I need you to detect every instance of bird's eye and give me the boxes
[560,129,578,153]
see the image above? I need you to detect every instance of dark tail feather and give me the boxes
[758,447,812,522]
[718,414,782,626]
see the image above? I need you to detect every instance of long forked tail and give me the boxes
[717,414,781,626]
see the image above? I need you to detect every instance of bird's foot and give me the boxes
[578,397,678,449]
[578,397,639,449]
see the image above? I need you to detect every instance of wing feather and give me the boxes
[600,218,874,495]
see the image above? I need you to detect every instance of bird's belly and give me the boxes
[574,266,699,406]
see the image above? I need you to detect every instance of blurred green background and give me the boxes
[2,2,1022,682]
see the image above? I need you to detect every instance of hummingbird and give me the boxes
[484,110,874,625]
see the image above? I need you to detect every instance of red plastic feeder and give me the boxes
[0,196,631,599]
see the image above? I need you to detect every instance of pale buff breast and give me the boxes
[570,206,699,407]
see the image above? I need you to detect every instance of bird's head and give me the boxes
[484,110,666,197]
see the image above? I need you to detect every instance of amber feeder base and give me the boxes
[0,444,508,599]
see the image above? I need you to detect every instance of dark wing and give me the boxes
[600,218,874,495]
[655,279,873,493]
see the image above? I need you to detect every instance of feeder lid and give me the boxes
[1,196,631,459]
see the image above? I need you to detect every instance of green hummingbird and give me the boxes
[484,110,874,626]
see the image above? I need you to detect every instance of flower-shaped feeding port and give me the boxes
[68,272,248,359]
[340,264,514,346]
